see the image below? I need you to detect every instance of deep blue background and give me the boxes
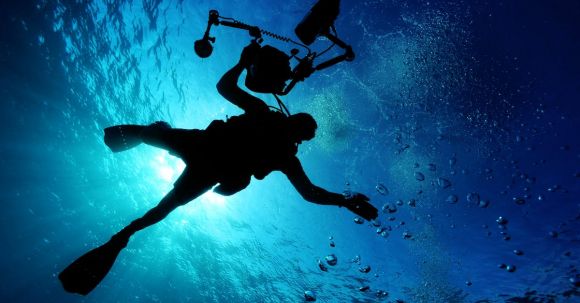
[1,0,579,302]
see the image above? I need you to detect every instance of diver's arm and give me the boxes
[216,46,269,114]
[283,157,379,221]
[284,157,347,206]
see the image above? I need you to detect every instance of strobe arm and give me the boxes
[314,29,355,69]
[218,20,262,39]
[207,10,262,39]
[314,45,354,70]
[194,10,219,58]
[195,10,263,58]
[279,29,354,95]
[203,10,219,41]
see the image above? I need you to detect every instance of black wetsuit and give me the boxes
[143,110,297,199]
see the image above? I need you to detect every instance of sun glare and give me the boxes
[150,151,227,209]
[150,151,186,188]
[199,190,226,207]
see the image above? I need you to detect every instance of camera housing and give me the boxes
[196,0,352,96]
[245,45,292,94]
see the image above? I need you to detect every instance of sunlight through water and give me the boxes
[2,0,579,302]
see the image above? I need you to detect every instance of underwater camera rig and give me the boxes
[194,0,354,99]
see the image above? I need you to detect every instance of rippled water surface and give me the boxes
[1,0,579,302]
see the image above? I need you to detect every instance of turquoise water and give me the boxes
[1,0,579,302]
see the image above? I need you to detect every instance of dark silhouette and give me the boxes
[59,43,378,295]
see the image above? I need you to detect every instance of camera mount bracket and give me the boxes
[194,0,354,98]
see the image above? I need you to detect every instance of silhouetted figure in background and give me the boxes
[59,44,378,295]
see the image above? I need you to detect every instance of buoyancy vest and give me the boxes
[205,110,298,196]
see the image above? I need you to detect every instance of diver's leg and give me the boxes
[140,122,200,154]
[112,175,214,245]
[105,121,198,154]
[104,122,171,153]
[104,125,147,152]
[119,189,195,236]
[59,177,211,294]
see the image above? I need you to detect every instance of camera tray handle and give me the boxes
[279,28,354,96]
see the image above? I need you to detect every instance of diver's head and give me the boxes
[288,112,317,144]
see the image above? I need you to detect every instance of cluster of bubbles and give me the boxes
[303,234,397,302]
[304,139,579,301]
[38,0,579,301]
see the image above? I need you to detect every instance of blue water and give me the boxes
[1,0,579,302]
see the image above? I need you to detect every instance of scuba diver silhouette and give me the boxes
[59,43,378,295]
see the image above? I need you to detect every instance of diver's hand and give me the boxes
[343,193,378,221]
[239,41,261,68]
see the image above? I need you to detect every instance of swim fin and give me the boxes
[103,125,144,153]
[58,235,128,295]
